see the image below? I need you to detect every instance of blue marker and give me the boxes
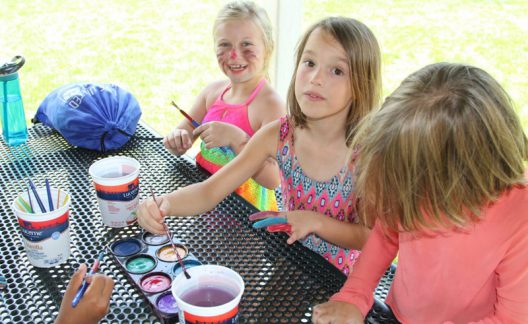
[72,252,105,308]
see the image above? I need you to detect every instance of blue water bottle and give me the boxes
[0,56,28,145]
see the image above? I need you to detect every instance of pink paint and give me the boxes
[140,272,172,293]
[229,49,237,60]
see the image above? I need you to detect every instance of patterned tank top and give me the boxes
[196,79,278,211]
[275,116,360,276]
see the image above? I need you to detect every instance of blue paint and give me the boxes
[173,259,202,277]
[110,238,142,257]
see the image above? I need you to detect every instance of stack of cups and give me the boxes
[12,187,71,268]
[89,156,140,228]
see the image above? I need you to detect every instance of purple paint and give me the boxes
[157,292,179,314]
[181,286,236,307]
[111,238,142,257]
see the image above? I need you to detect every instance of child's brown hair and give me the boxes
[287,17,381,145]
[354,62,528,231]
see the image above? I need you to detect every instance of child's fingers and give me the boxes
[192,124,207,137]
[62,264,87,302]
[181,131,192,149]
[84,275,114,316]
[287,232,300,245]
[137,199,166,234]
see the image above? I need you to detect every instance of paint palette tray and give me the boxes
[107,232,203,324]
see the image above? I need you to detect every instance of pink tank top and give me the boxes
[196,79,278,211]
[201,78,266,136]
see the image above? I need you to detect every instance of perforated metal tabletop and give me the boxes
[0,123,394,323]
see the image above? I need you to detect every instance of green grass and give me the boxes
[2,0,527,137]
[304,0,528,131]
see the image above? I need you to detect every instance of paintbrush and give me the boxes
[28,179,46,213]
[71,251,105,307]
[149,188,191,279]
[171,101,200,128]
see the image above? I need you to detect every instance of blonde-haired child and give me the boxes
[164,1,285,211]
[139,16,381,275]
[313,63,528,323]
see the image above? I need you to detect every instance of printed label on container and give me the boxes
[182,306,238,324]
[94,177,139,227]
[94,178,139,201]
[18,211,70,267]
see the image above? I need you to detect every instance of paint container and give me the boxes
[142,232,169,246]
[172,265,245,324]
[108,233,201,323]
[125,254,157,274]
[156,244,188,262]
[140,272,172,294]
[110,238,144,257]
[89,156,140,228]
[173,260,202,277]
[12,188,71,268]
[156,291,180,316]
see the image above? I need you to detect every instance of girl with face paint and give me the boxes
[139,17,382,278]
[163,1,285,211]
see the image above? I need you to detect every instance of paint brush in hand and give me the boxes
[149,188,191,279]
[71,251,105,307]
[171,101,200,128]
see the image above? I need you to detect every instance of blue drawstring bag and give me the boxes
[33,83,142,152]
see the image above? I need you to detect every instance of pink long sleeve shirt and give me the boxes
[331,184,528,323]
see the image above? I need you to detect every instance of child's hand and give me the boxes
[193,121,248,151]
[55,264,114,324]
[312,301,363,324]
[137,195,169,234]
[164,128,193,156]
[285,211,322,245]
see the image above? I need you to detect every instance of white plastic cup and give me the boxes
[88,156,140,228]
[172,265,245,323]
[12,187,71,268]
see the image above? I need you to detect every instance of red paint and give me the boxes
[229,49,237,60]
[140,272,172,293]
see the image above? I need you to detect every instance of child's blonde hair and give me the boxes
[353,62,528,231]
[213,1,274,75]
[287,17,381,145]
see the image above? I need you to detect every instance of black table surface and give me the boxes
[0,123,394,323]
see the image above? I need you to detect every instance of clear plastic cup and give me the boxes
[12,187,71,268]
[172,265,245,323]
[89,156,140,228]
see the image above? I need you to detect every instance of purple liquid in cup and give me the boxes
[181,286,237,307]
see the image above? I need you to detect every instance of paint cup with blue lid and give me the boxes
[89,156,140,227]
[11,187,71,268]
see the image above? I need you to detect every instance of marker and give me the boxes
[71,252,105,308]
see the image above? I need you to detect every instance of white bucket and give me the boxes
[172,265,245,323]
[89,156,140,228]
[12,187,71,268]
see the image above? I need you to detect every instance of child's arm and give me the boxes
[192,92,284,189]
[137,120,281,234]
[313,222,398,320]
[55,264,114,324]
[164,82,221,156]
[472,224,528,323]
[285,210,370,250]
